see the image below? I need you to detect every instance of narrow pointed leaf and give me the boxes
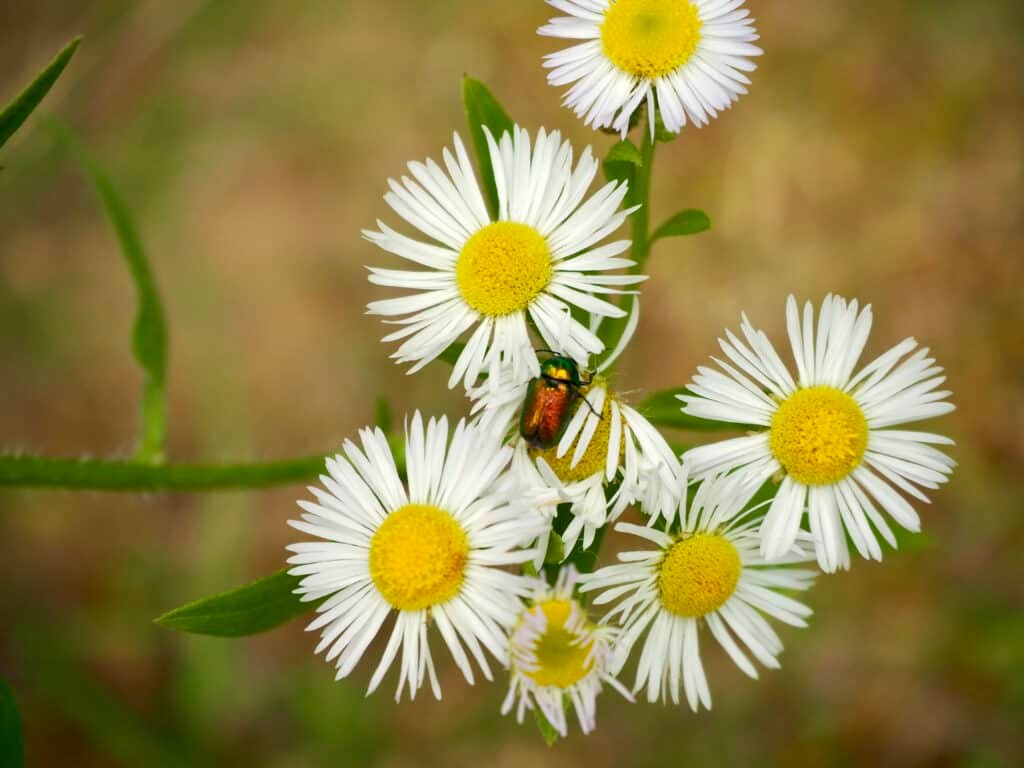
[0,678,24,768]
[533,706,561,747]
[55,125,169,462]
[653,112,680,144]
[651,209,711,242]
[437,341,466,368]
[155,569,315,637]
[462,77,514,219]
[891,525,936,553]
[605,139,643,168]
[0,36,80,150]
[603,138,642,206]
[638,388,757,431]
[374,396,393,433]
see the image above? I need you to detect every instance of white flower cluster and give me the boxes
[285,0,955,740]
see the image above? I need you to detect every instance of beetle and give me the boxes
[519,354,596,450]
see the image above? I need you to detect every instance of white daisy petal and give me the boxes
[683,295,955,569]
[540,0,762,136]
[583,474,814,708]
[503,568,629,737]
[287,413,542,700]
[367,126,641,391]
[478,371,685,557]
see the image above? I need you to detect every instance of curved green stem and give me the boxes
[0,455,328,492]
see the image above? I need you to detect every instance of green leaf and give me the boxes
[668,441,694,457]
[605,139,643,168]
[462,77,514,219]
[0,678,24,768]
[155,569,315,638]
[54,124,169,463]
[638,388,756,432]
[569,549,598,574]
[0,37,80,151]
[653,112,679,144]
[651,209,711,242]
[891,524,936,554]
[542,531,566,566]
[437,341,466,368]
[603,139,642,206]
[374,396,393,433]
[532,705,560,747]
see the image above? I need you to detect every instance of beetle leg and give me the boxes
[579,394,602,420]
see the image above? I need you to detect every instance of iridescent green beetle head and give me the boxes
[539,355,583,388]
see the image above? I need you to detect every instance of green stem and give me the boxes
[584,121,659,584]
[600,118,658,372]
[631,124,657,270]
[0,455,328,492]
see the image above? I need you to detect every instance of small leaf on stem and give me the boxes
[437,341,466,368]
[155,569,317,638]
[53,124,169,463]
[462,77,514,219]
[638,388,756,431]
[533,705,561,747]
[605,139,643,168]
[374,397,393,433]
[0,36,80,151]
[651,209,711,242]
[603,138,642,206]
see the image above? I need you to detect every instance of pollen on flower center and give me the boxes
[456,221,552,316]
[522,599,595,689]
[659,534,741,617]
[531,388,619,483]
[369,503,469,611]
[601,0,703,80]
[770,386,869,486]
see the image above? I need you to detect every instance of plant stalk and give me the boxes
[0,455,327,492]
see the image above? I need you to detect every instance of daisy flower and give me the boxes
[470,351,685,557]
[365,125,645,390]
[286,412,548,701]
[539,0,763,136]
[581,474,816,711]
[502,567,629,737]
[681,294,957,572]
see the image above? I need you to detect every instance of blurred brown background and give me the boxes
[1,1,1022,765]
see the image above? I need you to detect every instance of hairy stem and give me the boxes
[0,455,327,492]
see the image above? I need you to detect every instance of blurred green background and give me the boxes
[1,1,1022,765]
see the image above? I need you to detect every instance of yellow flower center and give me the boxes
[601,0,703,80]
[530,388,620,484]
[456,222,552,316]
[522,599,595,689]
[369,504,469,611]
[659,534,741,617]
[770,386,869,486]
